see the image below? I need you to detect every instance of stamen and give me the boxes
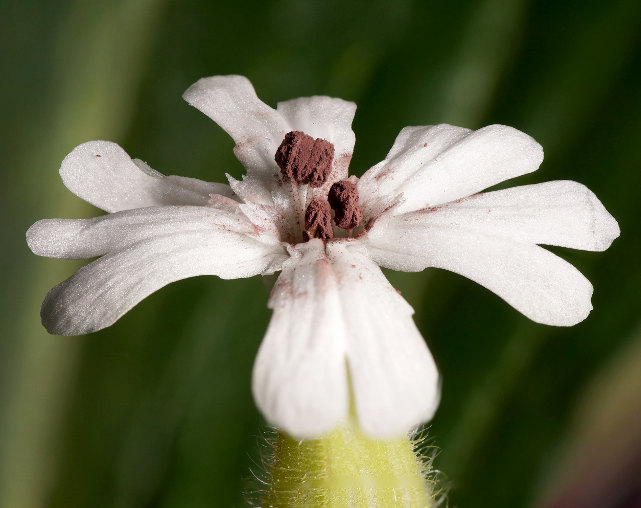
[304,198,333,241]
[328,180,362,230]
[275,131,335,188]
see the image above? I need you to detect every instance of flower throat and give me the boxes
[275,130,362,242]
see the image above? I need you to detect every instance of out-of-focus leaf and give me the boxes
[535,323,641,508]
[0,1,167,507]
[2,0,640,507]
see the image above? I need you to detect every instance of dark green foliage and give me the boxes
[1,0,640,506]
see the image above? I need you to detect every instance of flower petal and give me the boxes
[277,96,356,184]
[366,213,596,326]
[27,205,261,259]
[403,180,619,251]
[358,124,543,216]
[40,227,285,336]
[328,243,440,438]
[183,75,289,177]
[252,240,349,438]
[226,173,274,206]
[253,240,439,438]
[60,141,233,212]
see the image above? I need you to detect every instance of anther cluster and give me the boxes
[275,131,363,243]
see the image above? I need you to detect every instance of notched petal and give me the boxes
[253,240,348,438]
[60,141,231,212]
[359,123,543,216]
[367,215,596,326]
[183,75,288,178]
[328,243,441,437]
[37,217,286,335]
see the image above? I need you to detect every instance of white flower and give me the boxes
[27,75,619,439]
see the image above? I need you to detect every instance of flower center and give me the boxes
[274,131,363,244]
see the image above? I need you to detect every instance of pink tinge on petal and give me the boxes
[206,193,241,213]
[328,243,440,438]
[252,240,349,438]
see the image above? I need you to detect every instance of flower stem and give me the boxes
[262,418,437,507]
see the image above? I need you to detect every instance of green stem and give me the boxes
[263,418,437,507]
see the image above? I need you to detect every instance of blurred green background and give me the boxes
[1,0,640,506]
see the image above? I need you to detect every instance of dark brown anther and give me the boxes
[275,131,312,181]
[275,131,335,188]
[303,198,334,241]
[328,180,363,230]
[302,138,334,187]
